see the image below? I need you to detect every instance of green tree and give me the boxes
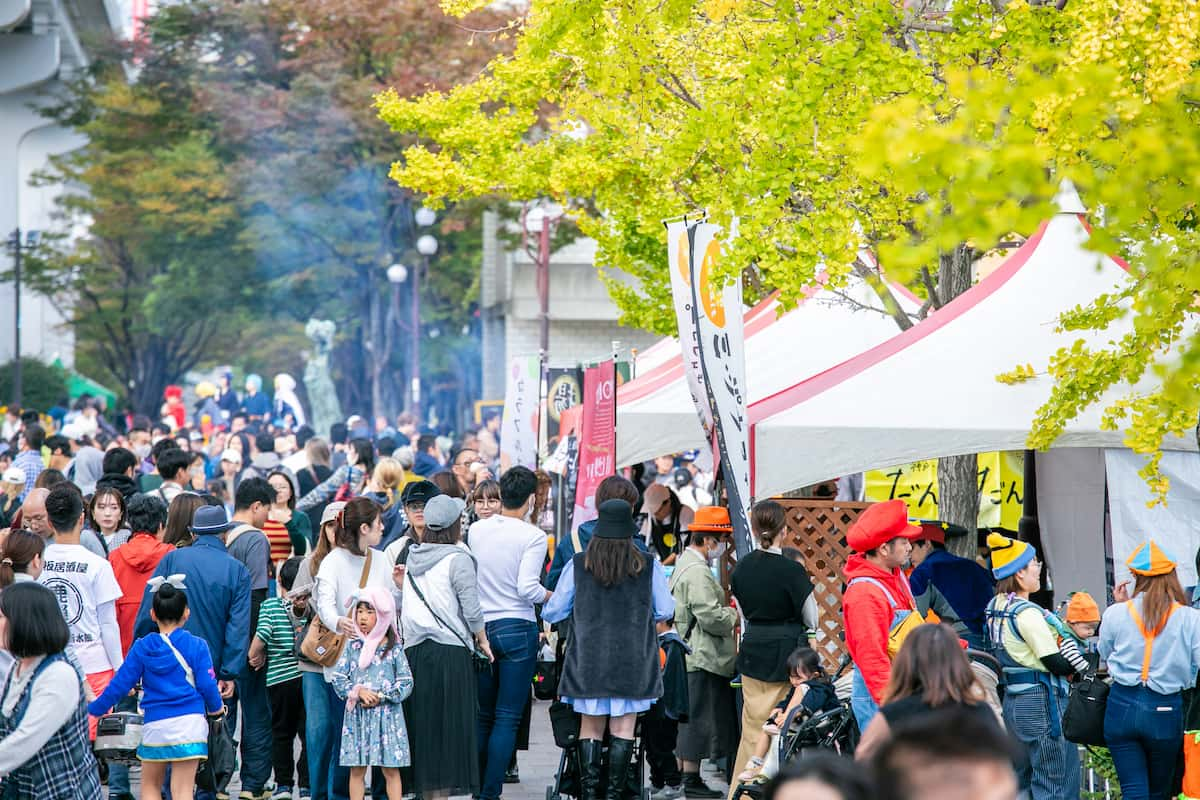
[25,61,253,415]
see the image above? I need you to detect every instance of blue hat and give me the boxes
[191,505,232,535]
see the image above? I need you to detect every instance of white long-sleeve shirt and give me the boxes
[313,547,397,679]
[468,515,549,623]
[0,657,80,777]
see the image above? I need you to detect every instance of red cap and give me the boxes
[847,500,922,552]
[917,522,947,545]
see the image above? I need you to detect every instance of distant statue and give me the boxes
[304,318,343,437]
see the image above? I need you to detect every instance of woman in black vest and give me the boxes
[730,500,816,785]
[544,498,676,800]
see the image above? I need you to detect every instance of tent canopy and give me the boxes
[617,271,921,467]
[748,204,1194,500]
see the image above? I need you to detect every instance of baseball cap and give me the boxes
[401,479,441,507]
[220,448,242,465]
[2,466,25,483]
[424,495,466,531]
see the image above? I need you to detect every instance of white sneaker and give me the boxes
[653,786,684,800]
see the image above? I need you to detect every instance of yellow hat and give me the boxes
[195,381,218,399]
[987,532,1036,580]
[1126,540,1176,577]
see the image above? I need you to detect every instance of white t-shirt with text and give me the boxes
[39,542,123,674]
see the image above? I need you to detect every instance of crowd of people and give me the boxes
[1,384,1199,800]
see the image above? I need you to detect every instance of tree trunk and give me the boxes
[936,242,980,557]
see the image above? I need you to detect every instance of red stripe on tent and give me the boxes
[748,221,1051,425]
[618,290,784,404]
[1076,215,1131,273]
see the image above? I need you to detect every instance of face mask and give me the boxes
[708,541,727,562]
[134,445,151,459]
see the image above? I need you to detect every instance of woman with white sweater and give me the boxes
[0,582,103,799]
[313,496,400,800]
[402,495,492,799]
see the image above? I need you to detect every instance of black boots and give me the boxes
[606,737,637,800]
[579,739,605,800]
[682,773,723,799]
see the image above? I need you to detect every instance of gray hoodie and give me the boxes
[402,542,485,649]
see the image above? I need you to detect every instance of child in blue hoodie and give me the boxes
[89,574,224,800]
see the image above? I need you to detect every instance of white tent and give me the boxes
[748,198,1196,502]
[617,272,922,467]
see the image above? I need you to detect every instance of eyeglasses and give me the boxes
[406,502,426,512]
[474,497,501,507]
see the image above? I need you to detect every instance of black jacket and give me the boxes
[96,473,140,501]
[659,630,691,721]
[731,550,814,682]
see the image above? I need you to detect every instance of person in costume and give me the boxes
[1099,541,1200,800]
[984,532,1080,800]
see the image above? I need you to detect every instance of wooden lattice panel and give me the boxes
[777,500,872,672]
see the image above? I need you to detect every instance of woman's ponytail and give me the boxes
[751,500,787,549]
[0,529,44,589]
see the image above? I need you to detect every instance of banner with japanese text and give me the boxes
[688,221,753,555]
[572,360,616,533]
[499,354,541,473]
[544,367,584,448]
[864,451,1025,530]
[666,220,713,437]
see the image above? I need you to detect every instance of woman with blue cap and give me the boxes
[1099,540,1200,800]
[984,532,1080,800]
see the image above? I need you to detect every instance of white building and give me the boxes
[1,0,122,369]
[478,209,658,399]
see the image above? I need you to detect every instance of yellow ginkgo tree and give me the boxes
[377,0,1200,493]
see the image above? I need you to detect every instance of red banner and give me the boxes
[572,360,616,533]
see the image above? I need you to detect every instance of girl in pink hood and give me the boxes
[331,586,413,800]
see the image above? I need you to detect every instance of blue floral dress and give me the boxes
[332,639,414,768]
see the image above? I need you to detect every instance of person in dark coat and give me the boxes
[643,617,691,797]
[544,499,675,800]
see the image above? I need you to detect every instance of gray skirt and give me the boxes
[676,669,738,761]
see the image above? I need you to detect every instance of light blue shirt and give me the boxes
[1098,597,1200,695]
[543,557,675,624]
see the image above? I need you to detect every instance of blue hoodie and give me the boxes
[89,628,224,723]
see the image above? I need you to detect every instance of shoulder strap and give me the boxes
[406,572,473,651]
[1126,601,1181,683]
[570,524,583,555]
[225,523,256,548]
[160,632,196,688]
[847,576,898,609]
[358,550,373,589]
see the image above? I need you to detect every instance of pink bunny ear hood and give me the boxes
[351,586,399,670]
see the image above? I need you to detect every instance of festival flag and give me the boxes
[499,354,541,472]
[665,220,713,437]
[571,360,617,533]
[545,367,584,446]
[687,222,753,555]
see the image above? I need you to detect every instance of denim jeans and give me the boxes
[850,667,878,734]
[1104,682,1183,800]
[304,672,334,800]
[229,664,274,794]
[477,618,539,799]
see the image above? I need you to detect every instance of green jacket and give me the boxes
[669,548,737,677]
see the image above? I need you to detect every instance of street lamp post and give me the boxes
[410,209,437,419]
[4,228,35,408]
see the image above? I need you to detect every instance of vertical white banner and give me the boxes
[499,354,541,472]
[666,220,713,437]
[689,221,752,554]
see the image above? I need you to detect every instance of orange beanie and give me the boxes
[1065,591,1101,624]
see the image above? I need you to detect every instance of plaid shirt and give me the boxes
[12,449,43,502]
[0,653,103,799]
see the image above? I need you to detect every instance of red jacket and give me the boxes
[842,553,916,702]
[109,533,174,654]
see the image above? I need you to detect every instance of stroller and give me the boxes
[731,657,860,800]
[545,701,652,800]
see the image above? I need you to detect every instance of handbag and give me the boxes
[300,551,373,667]
[407,572,490,672]
[533,656,558,701]
[1062,673,1109,746]
[195,715,237,794]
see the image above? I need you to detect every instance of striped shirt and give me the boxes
[13,449,43,501]
[253,598,302,687]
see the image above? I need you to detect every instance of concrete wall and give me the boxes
[479,210,658,399]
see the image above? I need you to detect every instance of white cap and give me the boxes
[220,448,242,464]
[2,466,25,483]
[61,423,85,441]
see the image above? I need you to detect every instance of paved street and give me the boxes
[124,700,730,800]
